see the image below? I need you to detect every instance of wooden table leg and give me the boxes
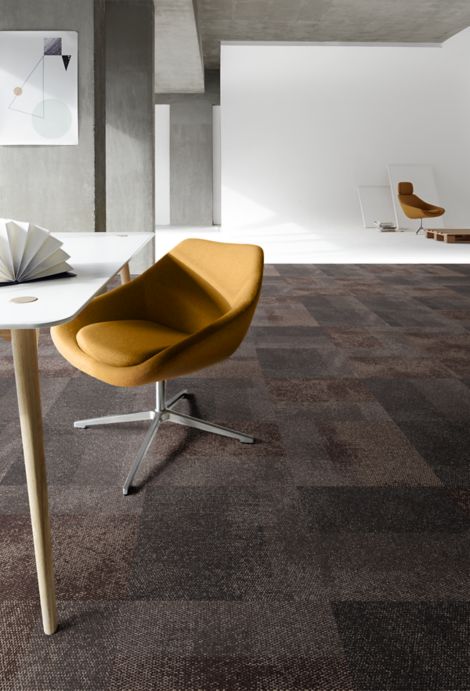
[1,330,41,343]
[11,329,58,635]
[119,262,131,284]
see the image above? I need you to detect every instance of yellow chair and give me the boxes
[397,182,445,234]
[51,238,264,494]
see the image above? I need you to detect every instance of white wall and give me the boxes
[221,30,470,232]
[212,105,222,225]
[155,104,170,225]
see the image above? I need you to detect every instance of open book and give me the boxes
[0,220,74,286]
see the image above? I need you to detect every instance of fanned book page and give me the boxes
[0,220,74,285]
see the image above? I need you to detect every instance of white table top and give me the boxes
[0,232,154,329]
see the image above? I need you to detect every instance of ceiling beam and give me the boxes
[155,0,205,93]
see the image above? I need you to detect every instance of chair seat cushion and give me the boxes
[76,319,189,367]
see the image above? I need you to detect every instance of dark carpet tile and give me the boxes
[0,602,39,689]
[284,275,348,297]
[277,399,389,424]
[143,452,292,487]
[187,355,264,380]
[406,331,470,356]
[322,533,470,600]
[0,485,145,515]
[171,376,276,423]
[397,420,470,486]
[112,655,353,691]
[350,354,453,379]
[248,325,332,349]
[252,296,318,327]
[267,377,375,403]
[316,265,370,279]
[302,295,388,327]
[333,602,470,690]
[129,486,324,602]
[1,424,145,487]
[1,513,140,601]
[315,420,440,486]
[275,264,325,277]
[325,327,384,350]
[448,488,470,516]
[299,487,470,533]
[447,282,470,296]
[327,327,429,358]
[365,378,446,421]
[434,309,470,330]
[2,264,470,689]
[278,416,440,487]
[257,346,353,379]
[416,293,470,310]
[7,602,122,690]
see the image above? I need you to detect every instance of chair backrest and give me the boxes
[397,181,434,213]
[136,239,264,335]
[398,181,413,196]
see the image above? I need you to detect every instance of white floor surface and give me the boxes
[155,224,470,264]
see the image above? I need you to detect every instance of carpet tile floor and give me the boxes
[0,264,469,690]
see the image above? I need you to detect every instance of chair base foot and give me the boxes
[74,410,155,429]
[73,387,254,494]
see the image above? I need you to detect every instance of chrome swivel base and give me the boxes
[73,381,254,495]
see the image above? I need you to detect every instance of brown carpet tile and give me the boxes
[1,264,470,690]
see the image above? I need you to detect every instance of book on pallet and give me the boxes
[0,219,74,286]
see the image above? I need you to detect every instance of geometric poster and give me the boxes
[0,31,78,145]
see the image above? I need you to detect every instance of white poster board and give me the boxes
[0,31,78,145]
[388,164,444,230]
[357,185,396,228]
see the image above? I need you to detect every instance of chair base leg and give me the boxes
[166,410,254,444]
[122,413,163,496]
[165,389,189,409]
[74,410,155,429]
[73,387,254,494]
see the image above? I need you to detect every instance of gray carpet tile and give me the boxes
[1,263,470,689]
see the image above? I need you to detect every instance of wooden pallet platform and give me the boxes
[426,229,470,243]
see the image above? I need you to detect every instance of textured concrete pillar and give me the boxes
[155,70,220,227]
[170,100,213,226]
[105,0,155,270]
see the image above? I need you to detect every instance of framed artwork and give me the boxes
[0,31,78,145]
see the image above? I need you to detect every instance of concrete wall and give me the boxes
[155,105,171,225]
[221,32,470,232]
[0,0,95,232]
[105,0,155,270]
[156,70,220,226]
[155,0,204,94]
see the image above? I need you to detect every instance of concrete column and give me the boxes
[170,100,213,226]
[105,0,155,270]
[155,70,220,227]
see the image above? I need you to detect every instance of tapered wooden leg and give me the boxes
[0,329,38,343]
[11,329,58,635]
[119,262,131,284]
